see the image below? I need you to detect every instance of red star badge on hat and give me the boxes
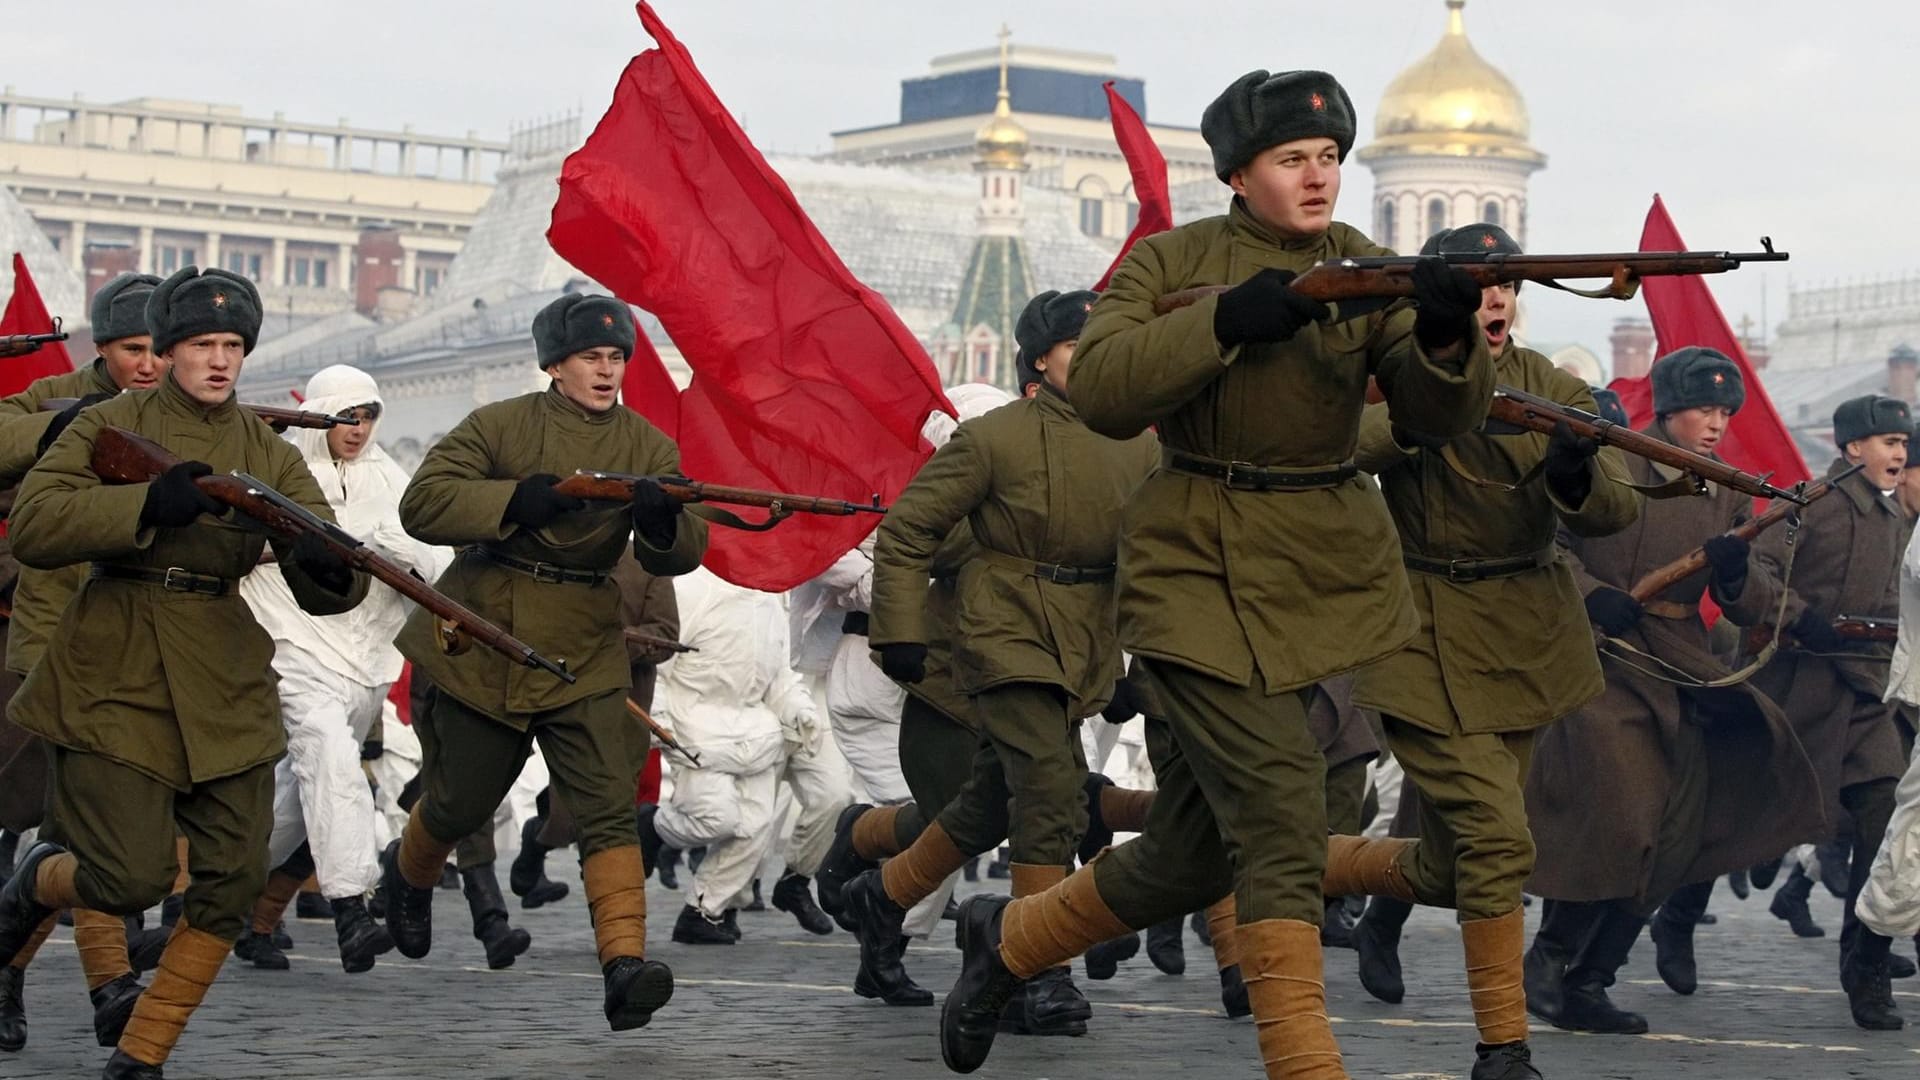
[601,314,615,327]
[1482,233,1498,248]
[1309,92,1326,111]
[213,292,228,308]
[1712,372,1725,384]
[1082,301,1093,312]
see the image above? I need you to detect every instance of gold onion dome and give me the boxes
[975,27,1030,169]
[1357,0,1543,163]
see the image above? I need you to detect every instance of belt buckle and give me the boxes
[161,567,195,592]
[529,561,566,584]
[1223,460,1260,489]
[1446,559,1478,583]
[1045,564,1079,585]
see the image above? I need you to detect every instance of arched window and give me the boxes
[1378,200,1397,247]
[1483,200,1502,226]
[1426,197,1448,238]
[1079,198,1104,237]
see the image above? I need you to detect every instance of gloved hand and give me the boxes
[290,531,355,596]
[37,392,113,458]
[503,473,585,531]
[783,710,824,757]
[1212,268,1330,348]
[1790,607,1844,652]
[1542,420,1600,505]
[1701,534,1751,595]
[1100,676,1142,723]
[630,478,682,550]
[877,642,928,684]
[1410,257,1483,352]
[1584,587,1643,637]
[139,461,222,528]
[360,736,384,762]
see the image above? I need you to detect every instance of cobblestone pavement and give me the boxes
[5,871,1918,1079]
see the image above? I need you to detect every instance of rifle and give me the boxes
[1151,240,1788,320]
[88,426,575,684]
[555,471,886,532]
[0,329,69,360]
[42,398,362,430]
[627,698,701,767]
[1744,614,1897,657]
[1485,386,1810,505]
[1627,464,1862,602]
[625,628,696,655]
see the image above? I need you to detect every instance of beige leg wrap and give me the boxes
[7,912,58,971]
[1321,835,1416,901]
[850,804,905,861]
[1098,785,1155,833]
[72,908,132,990]
[1009,863,1065,900]
[583,845,649,966]
[117,923,232,1067]
[1207,894,1242,971]
[33,852,82,910]
[250,870,307,935]
[999,865,1131,980]
[1241,918,1349,1080]
[878,821,967,909]
[171,836,189,895]
[397,803,456,891]
[1461,908,1529,1046]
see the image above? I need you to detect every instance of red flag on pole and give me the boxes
[548,2,953,592]
[1093,83,1172,291]
[0,252,74,396]
[1607,196,1809,486]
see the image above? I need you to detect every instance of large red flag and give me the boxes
[0,253,74,396]
[1094,83,1172,291]
[548,2,953,592]
[1607,196,1808,486]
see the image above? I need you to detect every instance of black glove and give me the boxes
[289,531,355,596]
[1101,677,1142,723]
[1790,608,1844,652]
[1584,587,1643,637]
[36,392,113,458]
[1701,534,1751,596]
[1410,256,1483,352]
[1542,420,1599,505]
[360,737,384,762]
[1212,268,1330,347]
[630,478,683,550]
[503,473,585,531]
[877,642,928,684]
[139,461,222,528]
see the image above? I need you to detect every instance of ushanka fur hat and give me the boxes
[532,293,636,369]
[1014,289,1098,390]
[146,266,262,356]
[89,272,162,345]
[1650,347,1745,417]
[1202,70,1357,182]
[1832,394,1912,449]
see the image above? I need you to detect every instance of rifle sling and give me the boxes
[685,502,791,532]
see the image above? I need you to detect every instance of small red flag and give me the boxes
[0,252,74,396]
[549,3,953,592]
[1094,83,1173,291]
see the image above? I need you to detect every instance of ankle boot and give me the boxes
[1555,908,1649,1034]
[1749,855,1782,889]
[655,845,682,890]
[101,1049,165,1077]
[819,803,879,922]
[0,965,24,1052]
[771,872,834,935]
[847,871,913,992]
[1524,899,1599,1024]
[854,935,934,1006]
[1353,895,1414,1004]
[1146,916,1185,974]
[330,896,395,974]
[602,955,674,1031]
[1648,904,1697,995]
[1321,897,1356,949]
[1219,963,1251,1018]
[940,895,1025,1074]
[88,972,144,1047]
[1841,932,1906,1030]
[462,864,532,969]
[509,818,570,909]
[1001,966,1091,1036]
[231,928,288,970]
[1084,931,1140,980]
[0,843,66,964]
[1189,907,1212,947]
[380,838,435,959]
[671,903,735,945]
[1769,865,1825,938]
[1470,1040,1543,1080]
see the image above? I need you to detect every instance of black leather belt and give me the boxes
[1163,450,1357,491]
[472,548,608,586]
[1403,548,1554,583]
[977,549,1115,585]
[842,611,870,636]
[89,564,232,596]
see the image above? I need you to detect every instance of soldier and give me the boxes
[1745,394,1912,1030]
[937,70,1495,1080]
[0,272,170,1054]
[845,288,1159,1037]
[0,265,367,1079]
[380,292,707,1034]
[1520,349,1824,1034]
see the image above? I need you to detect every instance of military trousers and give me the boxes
[414,685,647,862]
[930,682,1088,868]
[885,695,980,850]
[1382,715,1537,921]
[45,744,272,940]
[1092,659,1326,927]
[1325,753,1371,837]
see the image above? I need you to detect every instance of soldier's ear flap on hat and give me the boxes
[1201,70,1356,183]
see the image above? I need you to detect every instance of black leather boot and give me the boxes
[771,872,834,935]
[1470,1040,1544,1079]
[0,964,24,1052]
[818,803,876,925]
[1841,932,1905,1030]
[331,895,395,974]
[1525,899,1598,1024]
[1749,855,1783,889]
[1353,895,1414,1004]
[1188,907,1211,947]
[634,805,665,881]
[88,972,143,1046]
[462,864,531,969]
[671,903,735,945]
[1769,865,1825,938]
[999,966,1090,1036]
[126,922,168,975]
[100,1049,164,1078]
[1321,897,1356,949]
[509,818,570,909]
[941,895,1025,1073]
[0,842,63,965]
[232,928,289,970]
[655,845,682,890]
[1648,905,1697,995]
[602,955,674,1031]
[1078,773,1114,866]
[846,871,913,995]
[1146,916,1185,974]
[1555,907,1650,1034]
[379,839,434,959]
[854,935,934,1006]
[1219,963,1251,1018]
[1084,931,1140,980]
[1727,867,1750,900]
[158,893,182,931]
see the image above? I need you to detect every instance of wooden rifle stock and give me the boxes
[1151,242,1788,317]
[1627,464,1861,602]
[87,426,575,683]
[0,330,68,360]
[1744,614,1897,657]
[42,398,361,430]
[555,471,886,532]
[625,628,695,654]
[627,698,700,766]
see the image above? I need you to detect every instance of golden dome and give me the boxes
[1358,0,1542,163]
[974,28,1029,170]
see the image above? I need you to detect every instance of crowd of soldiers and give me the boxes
[0,64,1917,1080]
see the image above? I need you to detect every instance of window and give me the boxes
[157,245,197,274]
[313,259,328,289]
[1378,200,1397,247]
[420,267,444,295]
[1426,197,1448,238]
[973,346,993,384]
[289,257,310,286]
[1126,202,1139,232]
[1483,200,1502,227]
[1079,197,1104,238]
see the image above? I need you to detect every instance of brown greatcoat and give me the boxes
[1526,427,1825,904]
[1745,456,1909,826]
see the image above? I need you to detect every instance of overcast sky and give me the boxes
[10,0,1918,363]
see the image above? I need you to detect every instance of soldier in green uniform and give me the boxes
[937,70,1495,1080]
[1338,223,1639,1079]
[0,272,168,1055]
[381,292,707,1034]
[0,265,368,1080]
[845,288,1159,1035]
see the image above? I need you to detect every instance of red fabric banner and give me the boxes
[548,3,953,592]
[1094,83,1172,291]
[0,252,75,396]
[1607,196,1809,486]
